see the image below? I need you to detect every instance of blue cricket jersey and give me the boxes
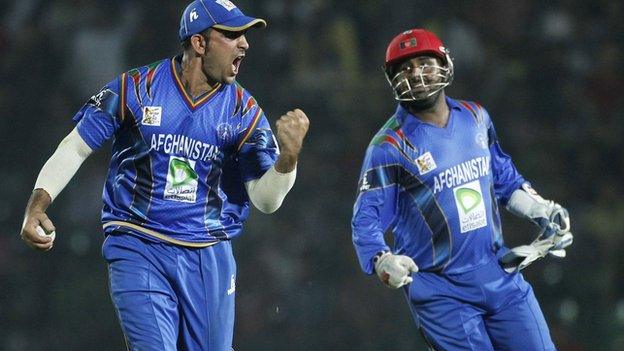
[73,56,278,246]
[352,97,525,274]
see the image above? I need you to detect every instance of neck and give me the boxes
[179,52,218,98]
[406,92,449,127]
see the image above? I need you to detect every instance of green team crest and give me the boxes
[453,180,487,233]
[165,156,198,203]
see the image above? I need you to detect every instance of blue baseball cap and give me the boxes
[179,0,266,41]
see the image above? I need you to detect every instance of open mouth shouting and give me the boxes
[232,54,245,75]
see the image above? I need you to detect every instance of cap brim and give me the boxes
[212,16,266,32]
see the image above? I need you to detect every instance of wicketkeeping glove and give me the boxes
[501,184,573,272]
[374,252,418,289]
[500,229,574,273]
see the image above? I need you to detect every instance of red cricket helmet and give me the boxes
[383,29,454,102]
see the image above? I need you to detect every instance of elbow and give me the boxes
[250,197,283,214]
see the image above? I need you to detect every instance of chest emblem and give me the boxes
[453,180,487,233]
[217,123,233,144]
[415,151,437,175]
[475,133,488,149]
[142,106,162,126]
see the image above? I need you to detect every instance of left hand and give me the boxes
[513,184,571,239]
[274,109,309,172]
[500,230,574,273]
[501,203,573,272]
[527,199,573,257]
[276,109,309,157]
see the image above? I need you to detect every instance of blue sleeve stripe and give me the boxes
[488,182,504,250]
[120,72,127,122]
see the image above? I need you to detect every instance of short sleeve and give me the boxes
[72,77,122,150]
[236,106,279,182]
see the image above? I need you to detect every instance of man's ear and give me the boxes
[191,34,207,55]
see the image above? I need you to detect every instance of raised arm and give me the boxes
[245,109,309,213]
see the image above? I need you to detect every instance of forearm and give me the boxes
[352,228,391,275]
[245,164,297,213]
[33,128,93,202]
[352,204,392,275]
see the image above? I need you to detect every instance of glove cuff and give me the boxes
[507,184,546,217]
[373,250,390,273]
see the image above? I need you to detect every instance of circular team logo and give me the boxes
[217,123,233,144]
[475,133,488,149]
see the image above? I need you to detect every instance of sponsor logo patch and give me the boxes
[227,274,236,295]
[142,106,162,126]
[164,156,198,203]
[453,180,487,233]
[216,0,237,11]
[400,38,417,49]
[359,176,370,192]
[415,151,437,175]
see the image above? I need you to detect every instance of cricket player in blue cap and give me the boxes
[20,1,309,349]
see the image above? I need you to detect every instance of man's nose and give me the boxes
[238,35,249,50]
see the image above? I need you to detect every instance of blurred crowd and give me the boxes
[1,0,622,350]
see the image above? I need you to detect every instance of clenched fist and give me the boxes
[275,109,309,173]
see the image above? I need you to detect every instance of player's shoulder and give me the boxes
[449,96,491,124]
[228,81,258,101]
[118,59,169,94]
[122,59,169,84]
[366,116,409,158]
[125,59,169,76]
[228,81,263,119]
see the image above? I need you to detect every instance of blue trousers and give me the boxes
[405,260,555,350]
[102,233,236,351]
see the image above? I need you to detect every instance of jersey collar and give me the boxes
[396,97,461,136]
[170,56,222,111]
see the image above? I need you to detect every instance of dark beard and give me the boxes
[401,90,442,112]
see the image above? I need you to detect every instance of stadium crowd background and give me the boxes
[1,0,622,350]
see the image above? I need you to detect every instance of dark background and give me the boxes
[1,0,622,350]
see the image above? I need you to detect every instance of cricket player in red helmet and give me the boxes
[352,28,572,350]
